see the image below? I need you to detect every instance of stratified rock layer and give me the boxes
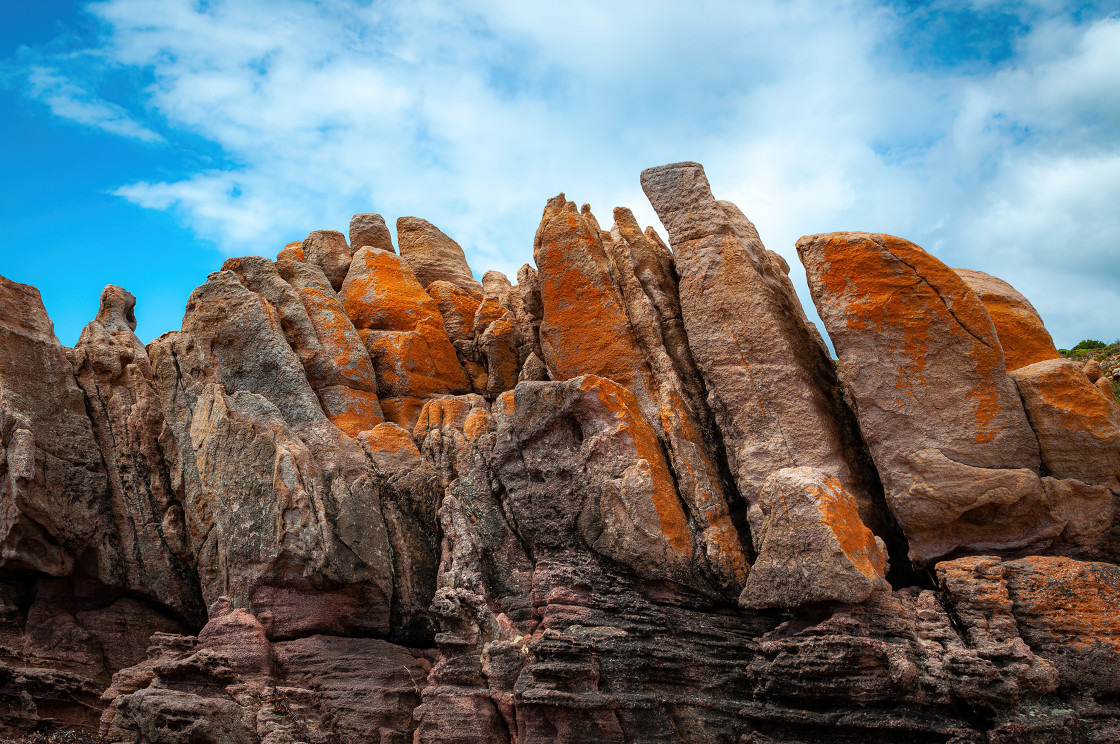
[3,161,1120,743]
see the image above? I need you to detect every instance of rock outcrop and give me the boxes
[3,163,1120,742]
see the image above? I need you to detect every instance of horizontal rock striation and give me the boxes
[2,161,1119,742]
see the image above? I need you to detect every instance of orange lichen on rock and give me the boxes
[277,241,306,262]
[578,376,691,556]
[317,385,384,437]
[954,268,1060,372]
[797,232,1040,479]
[534,196,660,415]
[1010,359,1120,488]
[1004,556,1120,652]
[741,467,889,609]
[340,248,469,427]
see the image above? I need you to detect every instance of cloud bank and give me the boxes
[17,0,1120,346]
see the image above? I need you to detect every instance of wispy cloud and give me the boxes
[25,65,162,142]
[15,0,1120,346]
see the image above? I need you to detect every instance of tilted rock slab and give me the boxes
[797,231,1113,566]
[0,275,109,577]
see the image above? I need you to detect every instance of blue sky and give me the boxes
[2,0,1118,349]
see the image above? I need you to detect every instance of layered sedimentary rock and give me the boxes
[3,162,1120,742]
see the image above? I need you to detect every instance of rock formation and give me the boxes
[2,161,1120,743]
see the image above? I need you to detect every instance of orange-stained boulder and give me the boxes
[340,247,469,427]
[1010,359,1120,490]
[797,232,1050,564]
[797,232,1040,476]
[954,268,1060,371]
[396,217,483,293]
[741,467,889,610]
[642,164,884,539]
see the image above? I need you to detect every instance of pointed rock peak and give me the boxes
[395,216,483,294]
[350,213,395,254]
[95,284,138,334]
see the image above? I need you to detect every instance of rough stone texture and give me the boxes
[302,229,354,291]
[954,267,1061,371]
[340,247,470,427]
[1010,358,1120,490]
[68,285,204,623]
[4,160,1120,742]
[0,276,109,579]
[796,231,1070,566]
[396,216,484,293]
[350,212,395,253]
[641,163,884,543]
[741,467,890,609]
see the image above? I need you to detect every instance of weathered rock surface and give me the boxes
[396,216,484,293]
[301,229,354,291]
[741,467,889,609]
[641,163,884,545]
[350,211,395,253]
[795,232,1113,568]
[3,160,1120,742]
[954,267,1061,371]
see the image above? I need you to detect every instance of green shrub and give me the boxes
[1072,339,1107,352]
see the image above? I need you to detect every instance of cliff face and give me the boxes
[1,161,1119,743]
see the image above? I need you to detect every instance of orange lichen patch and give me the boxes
[341,248,444,333]
[954,267,1060,372]
[535,199,659,410]
[284,269,380,392]
[806,233,1006,444]
[360,326,469,399]
[426,280,482,343]
[1004,556,1120,651]
[412,397,474,439]
[813,477,888,580]
[578,376,691,555]
[379,396,425,430]
[472,296,506,337]
[463,408,492,441]
[359,421,423,459]
[277,241,306,262]
[494,389,516,418]
[318,385,384,437]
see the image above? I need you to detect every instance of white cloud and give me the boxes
[25,65,162,142]
[23,0,1120,346]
